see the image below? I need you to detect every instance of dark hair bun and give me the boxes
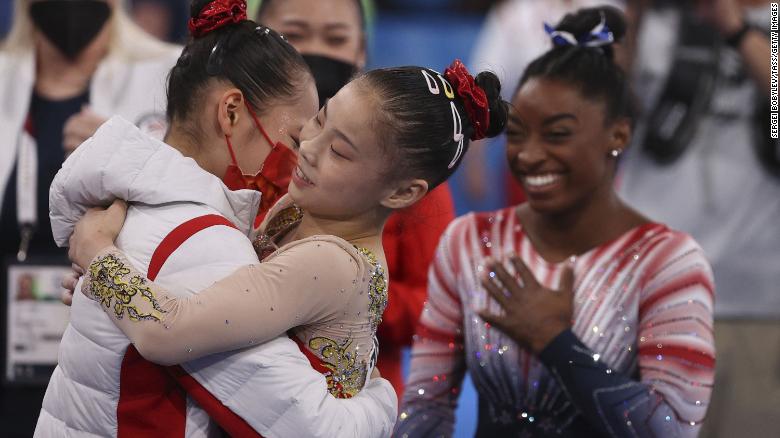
[556,6,626,61]
[474,71,508,138]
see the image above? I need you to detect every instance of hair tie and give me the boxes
[544,11,614,49]
[443,60,490,141]
[189,0,247,38]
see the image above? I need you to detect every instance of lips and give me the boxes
[293,165,315,186]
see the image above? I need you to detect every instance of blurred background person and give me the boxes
[617,1,776,436]
[397,6,715,437]
[0,0,180,434]
[256,0,458,400]
[129,0,189,43]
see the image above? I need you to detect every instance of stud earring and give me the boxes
[610,149,622,158]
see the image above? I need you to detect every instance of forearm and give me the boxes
[265,379,397,438]
[174,357,397,438]
[738,29,771,97]
[84,248,294,365]
[395,326,466,437]
[539,330,700,438]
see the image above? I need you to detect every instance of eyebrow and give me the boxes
[281,19,352,31]
[280,19,310,29]
[542,114,577,126]
[323,23,351,31]
[323,101,358,151]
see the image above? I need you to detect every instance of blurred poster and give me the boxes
[4,263,70,384]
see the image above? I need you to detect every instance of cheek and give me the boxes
[565,142,610,187]
[321,161,384,199]
[505,143,520,164]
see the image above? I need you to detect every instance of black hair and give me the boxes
[358,66,508,189]
[257,0,367,32]
[519,6,632,123]
[166,0,310,123]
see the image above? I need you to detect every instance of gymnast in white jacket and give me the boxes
[38,2,396,436]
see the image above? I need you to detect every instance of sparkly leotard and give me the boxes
[83,196,388,399]
[396,208,715,437]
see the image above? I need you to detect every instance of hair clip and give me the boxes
[206,38,225,75]
[448,102,465,169]
[421,70,440,95]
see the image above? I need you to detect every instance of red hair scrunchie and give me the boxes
[443,59,490,141]
[188,0,247,38]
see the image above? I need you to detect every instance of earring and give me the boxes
[610,149,622,158]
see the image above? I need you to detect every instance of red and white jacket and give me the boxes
[37,116,397,437]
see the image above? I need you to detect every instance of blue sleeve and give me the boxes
[538,329,698,438]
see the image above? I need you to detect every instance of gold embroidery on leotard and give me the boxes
[355,247,388,332]
[308,336,368,398]
[88,253,166,322]
[253,205,303,259]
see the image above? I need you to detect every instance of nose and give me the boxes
[298,139,317,167]
[511,141,546,171]
[297,38,333,61]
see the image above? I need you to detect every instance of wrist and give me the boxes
[530,321,569,355]
[724,21,753,49]
[84,243,117,269]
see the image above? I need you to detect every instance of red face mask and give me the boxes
[222,104,298,224]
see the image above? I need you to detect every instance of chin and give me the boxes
[525,196,569,216]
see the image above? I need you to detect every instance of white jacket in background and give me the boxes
[37,116,397,437]
[0,37,181,215]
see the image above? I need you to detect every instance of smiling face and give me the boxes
[289,78,394,219]
[506,78,630,214]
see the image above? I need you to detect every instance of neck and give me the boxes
[522,183,637,259]
[293,207,386,246]
[34,27,110,100]
[164,125,225,177]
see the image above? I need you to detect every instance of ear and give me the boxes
[379,178,429,210]
[217,88,245,137]
[606,117,631,156]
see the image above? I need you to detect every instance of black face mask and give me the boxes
[302,54,358,108]
[30,0,111,60]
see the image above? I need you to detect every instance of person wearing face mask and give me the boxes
[36,1,399,436]
[256,0,457,399]
[0,0,180,434]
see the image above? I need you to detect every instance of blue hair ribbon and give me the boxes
[544,12,614,49]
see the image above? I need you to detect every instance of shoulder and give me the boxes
[443,207,515,242]
[122,205,258,286]
[112,18,182,67]
[645,225,709,265]
[639,225,714,291]
[267,236,363,280]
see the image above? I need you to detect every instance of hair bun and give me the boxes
[474,71,508,139]
[189,0,247,38]
[554,6,626,61]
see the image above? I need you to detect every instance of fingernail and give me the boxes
[569,255,577,265]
